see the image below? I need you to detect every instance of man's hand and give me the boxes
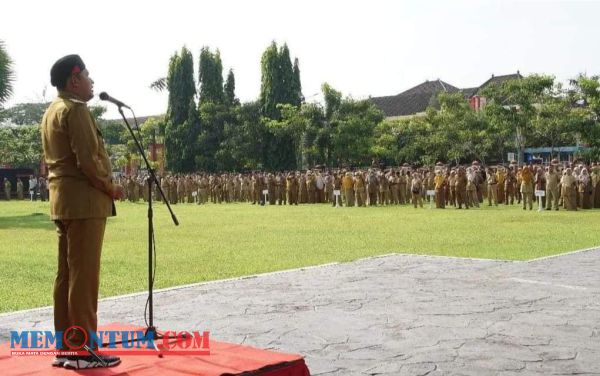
[111,184,125,200]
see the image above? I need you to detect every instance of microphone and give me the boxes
[99,92,131,109]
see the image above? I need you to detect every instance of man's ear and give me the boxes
[69,74,79,89]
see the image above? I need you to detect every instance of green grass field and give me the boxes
[1,200,599,312]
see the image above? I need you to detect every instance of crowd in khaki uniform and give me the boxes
[114,159,600,211]
[2,176,48,201]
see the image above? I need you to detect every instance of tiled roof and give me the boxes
[477,72,523,91]
[370,73,523,117]
[370,79,460,117]
[461,87,479,97]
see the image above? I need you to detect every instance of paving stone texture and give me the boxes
[1,249,599,375]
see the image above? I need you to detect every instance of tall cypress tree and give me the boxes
[198,47,224,104]
[197,48,235,171]
[164,46,197,172]
[259,41,303,170]
[259,41,280,119]
[224,69,238,106]
[292,58,302,105]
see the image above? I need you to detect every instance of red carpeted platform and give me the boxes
[1,323,310,375]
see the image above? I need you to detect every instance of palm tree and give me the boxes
[149,77,167,92]
[0,40,14,106]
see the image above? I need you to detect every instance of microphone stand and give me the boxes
[104,105,180,356]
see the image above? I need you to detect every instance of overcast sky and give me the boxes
[1,0,598,119]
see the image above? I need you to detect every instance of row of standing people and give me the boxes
[2,176,48,201]
[115,161,600,211]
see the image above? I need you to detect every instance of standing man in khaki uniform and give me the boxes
[520,166,534,210]
[355,171,367,207]
[15,178,23,200]
[455,167,468,209]
[433,170,445,208]
[341,172,354,207]
[3,178,11,200]
[41,55,122,369]
[496,167,505,204]
[546,165,560,210]
[486,167,498,206]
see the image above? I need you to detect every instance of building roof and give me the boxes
[370,72,523,117]
[370,79,460,117]
[477,72,523,93]
[461,87,479,98]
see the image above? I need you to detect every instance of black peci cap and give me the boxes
[50,54,86,89]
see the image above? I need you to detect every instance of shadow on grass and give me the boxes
[0,213,54,230]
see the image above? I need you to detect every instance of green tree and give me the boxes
[0,125,42,168]
[223,101,265,170]
[0,103,48,125]
[224,69,238,106]
[164,47,198,172]
[198,47,224,105]
[96,119,124,145]
[481,74,554,164]
[567,74,600,160]
[530,95,577,154]
[0,41,14,107]
[292,58,302,104]
[196,102,232,171]
[259,42,303,170]
[330,98,383,167]
[266,102,327,169]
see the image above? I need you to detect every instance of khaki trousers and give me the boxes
[412,192,423,208]
[344,188,354,207]
[487,184,498,205]
[54,218,106,349]
[546,186,559,210]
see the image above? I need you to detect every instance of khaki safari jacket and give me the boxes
[41,91,115,220]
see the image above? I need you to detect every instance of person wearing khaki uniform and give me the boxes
[341,172,354,207]
[496,168,505,204]
[298,173,308,204]
[160,175,170,204]
[579,168,593,209]
[198,175,209,204]
[366,170,378,206]
[3,178,11,200]
[561,168,577,211]
[355,172,367,207]
[592,165,600,208]
[534,167,546,208]
[455,167,468,209]
[520,166,534,210]
[306,172,316,204]
[16,179,24,200]
[389,172,399,205]
[433,171,445,208]
[545,165,560,210]
[447,170,457,207]
[286,172,298,205]
[241,175,250,202]
[466,168,479,208]
[398,171,407,204]
[486,167,498,206]
[41,55,123,368]
[504,169,516,205]
[411,173,423,208]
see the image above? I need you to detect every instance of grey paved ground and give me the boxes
[2,249,600,375]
